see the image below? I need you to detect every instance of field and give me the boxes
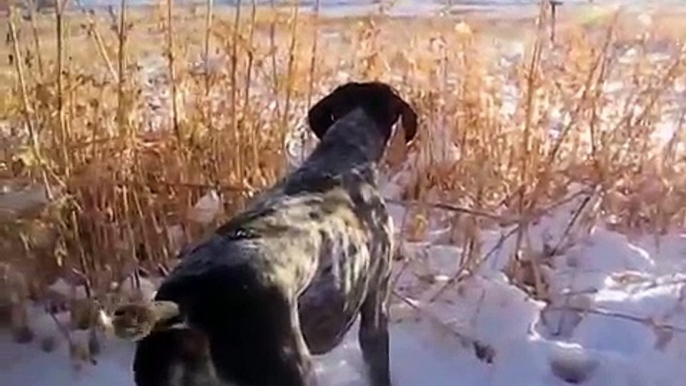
[3,1,686,385]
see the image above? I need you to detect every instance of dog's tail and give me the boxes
[110,300,185,341]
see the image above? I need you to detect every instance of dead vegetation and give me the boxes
[1,0,686,368]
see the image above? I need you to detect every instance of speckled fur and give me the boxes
[132,82,418,386]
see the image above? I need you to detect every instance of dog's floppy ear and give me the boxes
[397,96,418,144]
[307,83,352,140]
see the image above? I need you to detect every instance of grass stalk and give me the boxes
[203,0,214,96]
[281,1,299,162]
[510,0,548,297]
[306,0,321,110]
[116,0,129,138]
[268,0,280,116]
[27,0,45,78]
[230,0,243,188]
[7,6,53,198]
[166,0,181,144]
[245,0,258,171]
[55,0,71,175]
[86,11,118,81]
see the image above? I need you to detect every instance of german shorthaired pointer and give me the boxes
[111,81,418,386]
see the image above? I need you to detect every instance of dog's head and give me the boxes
[307,81,418,145]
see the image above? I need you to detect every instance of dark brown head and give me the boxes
[307,81,418,145]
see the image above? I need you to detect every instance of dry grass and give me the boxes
[1,0,686,361]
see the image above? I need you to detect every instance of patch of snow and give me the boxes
[117,277,158,303]
[187,190,223,225]
[1,318,488,386]
[47,278,89,301]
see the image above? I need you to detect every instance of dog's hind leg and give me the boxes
[358,273,392,386]
[204,289,318,386]
[283,305,319,386]
[264,299,318,386]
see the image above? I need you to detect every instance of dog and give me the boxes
[111,81,418,386]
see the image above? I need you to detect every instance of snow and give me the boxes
[187,190,224,225]
[1,318,488,386]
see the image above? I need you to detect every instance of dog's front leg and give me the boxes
[358,273,392,386]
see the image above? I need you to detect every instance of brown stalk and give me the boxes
[389,206,413,290]
[132,188,154,266]
[70,209,92,291]
[546,304,686,334]
[268,0,280,116]
[244,0,258,170]
[511,0,548,298]
[203,0,214,96]
[203,0,217,185]
[27,0,45,78]
[281,1,299,162]
[166,0,181,144]
[299,0,321,163]
[306,0,321,110]
[548,189,597,257]
[612,54,684,169]
[65,14,76,167]
[549,0,561,43]
[121,186,140,291]
[386,198,503,222]
[526,15,617,213]
[230,0,243,189]
[7,6,52,199]
[589,16,620,185]
[116,0,129,138]
[55,0,71,175]
[86,12,118,81]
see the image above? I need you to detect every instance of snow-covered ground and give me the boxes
[3,178,686,386]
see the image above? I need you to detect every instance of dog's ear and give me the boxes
[397,96,418,144]
[307,83,352,140]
